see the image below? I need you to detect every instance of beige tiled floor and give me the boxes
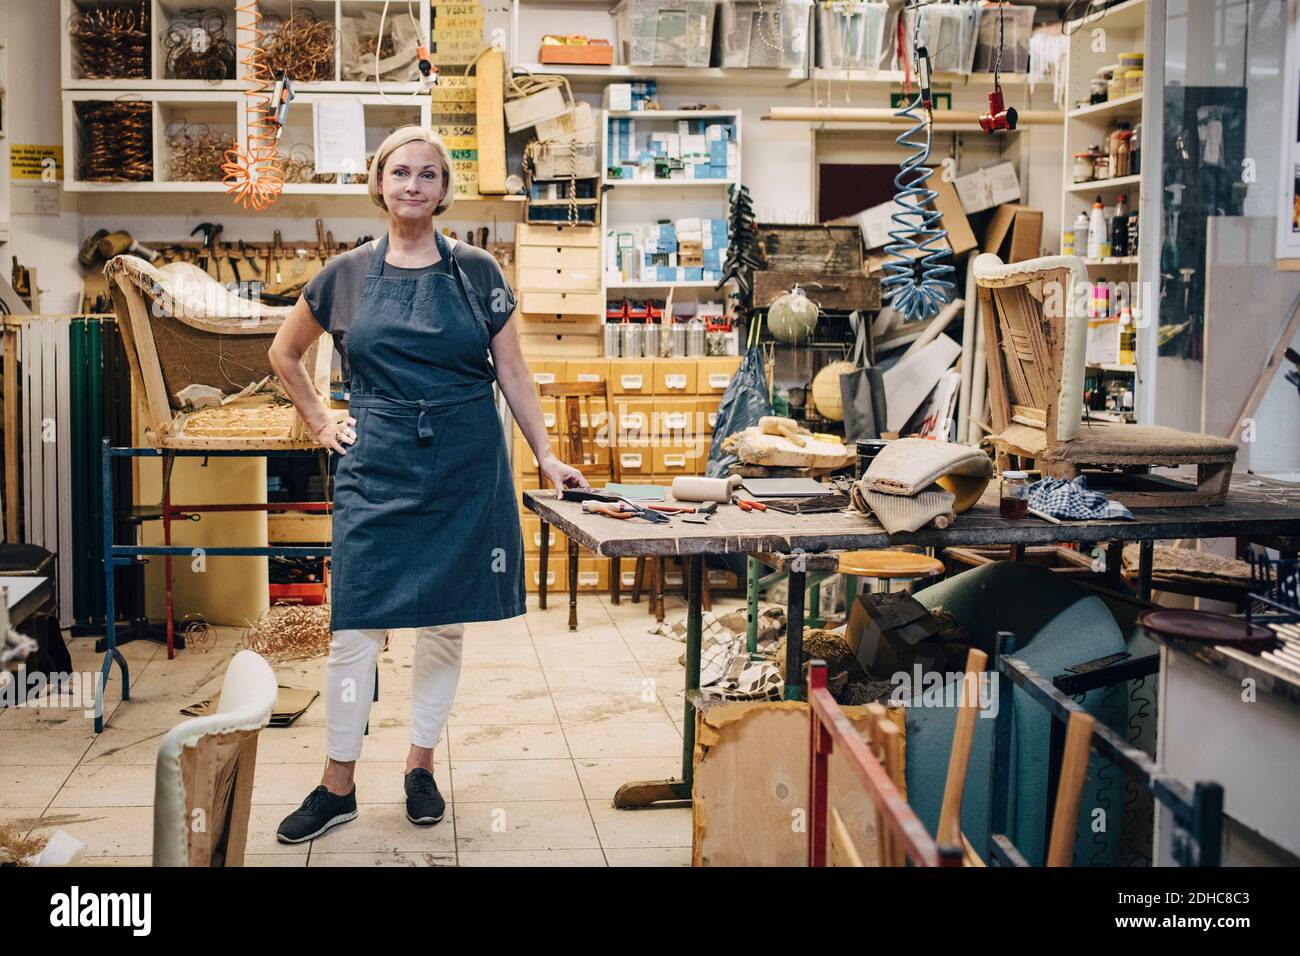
[0,590,735,867]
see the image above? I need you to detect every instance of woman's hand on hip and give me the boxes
[541,455,590,492]
[314,416,357,455]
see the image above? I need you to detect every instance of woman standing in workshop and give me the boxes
[268,126,589,843]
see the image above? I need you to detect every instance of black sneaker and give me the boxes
[404,768,445,826]
[276,785,358,844]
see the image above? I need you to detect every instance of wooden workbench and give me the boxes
[522,474,1300,808]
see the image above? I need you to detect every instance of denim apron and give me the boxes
[329,230,526,630]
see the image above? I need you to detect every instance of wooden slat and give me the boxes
[938,648,988,846]
[1046,711,1096,867]
[118,280,176,436]
[978,286,1011,435]
[828,807,865,867]
[474,49,507,194]
[4,328,19,542]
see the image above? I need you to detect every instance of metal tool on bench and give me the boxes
[732,493,768,513]
[564,487,673,522]
[682,502,718,524]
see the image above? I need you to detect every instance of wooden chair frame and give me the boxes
[976,254,1235,507]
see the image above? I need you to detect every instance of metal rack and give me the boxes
[95,440,331,733]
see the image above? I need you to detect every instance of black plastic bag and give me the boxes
[705,319,773,478]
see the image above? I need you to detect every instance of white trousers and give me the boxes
[324,624,465,762]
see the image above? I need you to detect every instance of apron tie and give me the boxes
[415,400,437,440]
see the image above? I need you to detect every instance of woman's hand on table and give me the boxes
[542,455,590,493]
[313,416,357,455]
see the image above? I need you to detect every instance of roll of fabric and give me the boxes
[862,485,957,534]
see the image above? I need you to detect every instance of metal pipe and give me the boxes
[765,108,1064,125]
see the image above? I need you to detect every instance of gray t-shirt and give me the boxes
[304,238,516,385]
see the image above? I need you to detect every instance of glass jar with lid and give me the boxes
[1000,470,1030,519]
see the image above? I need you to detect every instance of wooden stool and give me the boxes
[837,549,946,604]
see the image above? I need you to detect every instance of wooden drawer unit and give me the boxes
[612,398,653,438]
[564,359,609,385]
[517,259,600,292]
[654,359,697,396]
[696,356,741,394]
[654,397,698,437]
[518,290,604,319]
[526,554,565,592]
[696,397,721,434]
[614,439,654,477]
[607,359,654,396]
[653,439,707,477]
[517,223,601,248]
[529,360,566,389]
[513,398,558,438]
[521,515,561,554]
[574,557,609,592]
[516,224,603,323]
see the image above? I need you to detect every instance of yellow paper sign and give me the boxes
[11,145,64,182]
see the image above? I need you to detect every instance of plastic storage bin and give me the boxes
[718,0,814,69]
[898,2,976,74]
[614,0,720,68]
[972,4,1035,73]
[815,1,889,70]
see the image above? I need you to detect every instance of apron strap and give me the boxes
[366,234,389,277]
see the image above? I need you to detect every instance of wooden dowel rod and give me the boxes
[765,108,1064,125]
[1046,711,1096,867]
[937,648,988,847]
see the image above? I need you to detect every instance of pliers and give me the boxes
[733,494,768,513]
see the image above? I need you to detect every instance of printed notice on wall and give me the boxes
[10,144,64,217]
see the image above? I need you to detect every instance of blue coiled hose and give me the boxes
[882,48,955,322]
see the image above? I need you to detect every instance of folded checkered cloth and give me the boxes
[1028,475,1133,521]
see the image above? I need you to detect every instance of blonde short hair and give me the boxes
[368,126,456,216]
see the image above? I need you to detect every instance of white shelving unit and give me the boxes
[1060,0,1148,420]
[57,0,483,199]
[600,107,739,302]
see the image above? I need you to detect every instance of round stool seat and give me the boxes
[837,549,945,579]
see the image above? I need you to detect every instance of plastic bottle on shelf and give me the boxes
[1087,195,1106,260]
[1073,212,1090,259]
[1111,194,1129,257]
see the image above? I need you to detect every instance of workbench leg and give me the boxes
[613,553,699,808]
[538,519,549,610]
[1137,539,1154,602]
[567,538,578,631]
[1106,540,1124,591]
[610,556,621,605]
[745,555,760,655]
[786,570,806,702]
[95,438,129,734]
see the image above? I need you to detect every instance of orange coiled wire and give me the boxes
[221,0,284,210]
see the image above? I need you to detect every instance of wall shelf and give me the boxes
[1067,92,1144,121]
[1066,173,1142,193]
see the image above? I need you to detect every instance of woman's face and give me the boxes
[380,140,446,220]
